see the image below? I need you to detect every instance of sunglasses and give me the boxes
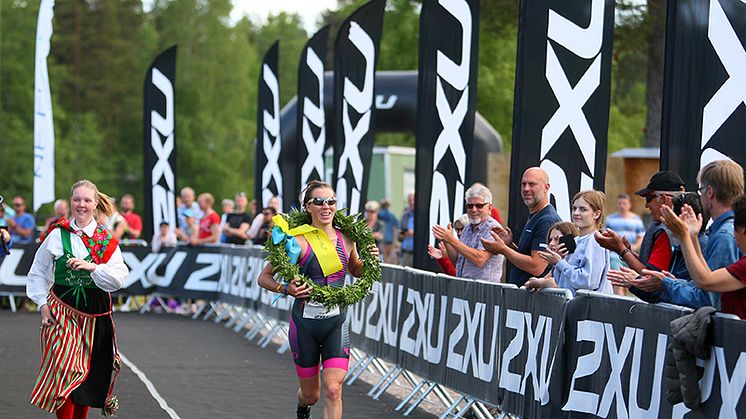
[307,197,337,206]
[465,203,487,209]
[12,203,23,207]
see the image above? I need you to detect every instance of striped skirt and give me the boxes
[30,292,119,413]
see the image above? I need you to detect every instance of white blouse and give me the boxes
[26,218,129,306]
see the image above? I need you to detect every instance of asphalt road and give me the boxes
[0,311,433,419]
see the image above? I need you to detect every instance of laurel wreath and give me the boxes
[265,209,381,308]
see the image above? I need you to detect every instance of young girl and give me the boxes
[525,190,612,295]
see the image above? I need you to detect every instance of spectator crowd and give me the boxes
[4,158,746,320]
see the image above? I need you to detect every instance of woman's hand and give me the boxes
[538,249,562,266]
[524,275,555,292]
[368,244,380,258]
[607,265,638,288]
[66,257,96,272]
[427,244,443,259]
[40,304,56,327]
[288,280,313,300]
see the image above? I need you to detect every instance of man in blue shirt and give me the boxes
[377,199,400,264]
[628,160,743,309]
[9,196,35,245]
[482,167,562,286]
[399,193,415,267]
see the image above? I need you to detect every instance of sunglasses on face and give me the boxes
[465,203,487,209]
[307,197,337,206]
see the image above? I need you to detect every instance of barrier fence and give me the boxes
[1,242,745,418]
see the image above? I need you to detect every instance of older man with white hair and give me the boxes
[433,184,504,282]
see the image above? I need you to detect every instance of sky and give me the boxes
[230,0,338,32]
[142,0,338,32]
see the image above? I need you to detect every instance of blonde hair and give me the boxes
[698,160,745,206]
[572,190,606,229]
[70,179,115,217]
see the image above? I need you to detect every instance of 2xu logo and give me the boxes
[428,0,471,249]
[261,63,282,209]
[350,282,499,382]
[699,0,746,169]
[149,68,176,234]
[300,47,326,188]
[337,21,375,215]
[563,319,746,418]
[540,0,606,221]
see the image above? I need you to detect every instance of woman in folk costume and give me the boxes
[27,180,129,418]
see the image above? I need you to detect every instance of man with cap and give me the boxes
[596,170,686,274]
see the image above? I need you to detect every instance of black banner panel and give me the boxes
[562,294,689,418]
[332,0,385,215]
[293,26,331,210]
[661,0,746,189]
[255,42,283,209]
[4,247,746,417]
[508,0,614,234]
[498,288,569,417]
[413,0,479,270]
[143,46,177,241]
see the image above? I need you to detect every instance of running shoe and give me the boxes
[296,404,312,419]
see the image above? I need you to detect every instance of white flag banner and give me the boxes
[33,0,55,212]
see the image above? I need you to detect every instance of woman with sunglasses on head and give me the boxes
[258,180,379,419]
[26,180,129,418]
[526,190,612,295]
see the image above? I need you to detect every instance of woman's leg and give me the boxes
[320,368,346,419]
[55,398,74,419]
[297,375,320,418]
[72,403,90,419]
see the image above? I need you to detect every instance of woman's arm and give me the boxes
[257,262,313,299]
[554,240,607,291]
[26,232,57,306]
[90,247,129,292]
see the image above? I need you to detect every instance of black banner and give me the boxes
[660,0,746,189]
[498,288,569,417]
[294,26,331,208]
[562,294,688,418]
[143,46,178,241]
[508,0,614,233]
[331,0,385,214]
[255,42,283,209]
[413,0,479,270]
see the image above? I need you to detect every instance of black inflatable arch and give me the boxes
[277,70,503,206]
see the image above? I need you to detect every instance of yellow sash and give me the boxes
[273,215,344,277]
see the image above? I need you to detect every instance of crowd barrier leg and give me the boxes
[452,398,476,419]
[0,293,18,313]
[403,382,437,416]
[396,380,428,411]
[258,321,284,348]
[127,295,142,311]
[232,310,256,332]
[213,303,235,323]
[201,301,219,320]
[277,340,290,354]
[367,365,400,397]
[245,316,269,341]
[372,366,404,400]
[346,355,374,385]
[224,307,245,328]
[191,301,208,319]
[439,395,465,419]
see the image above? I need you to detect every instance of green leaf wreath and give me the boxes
[264,209,382,308]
